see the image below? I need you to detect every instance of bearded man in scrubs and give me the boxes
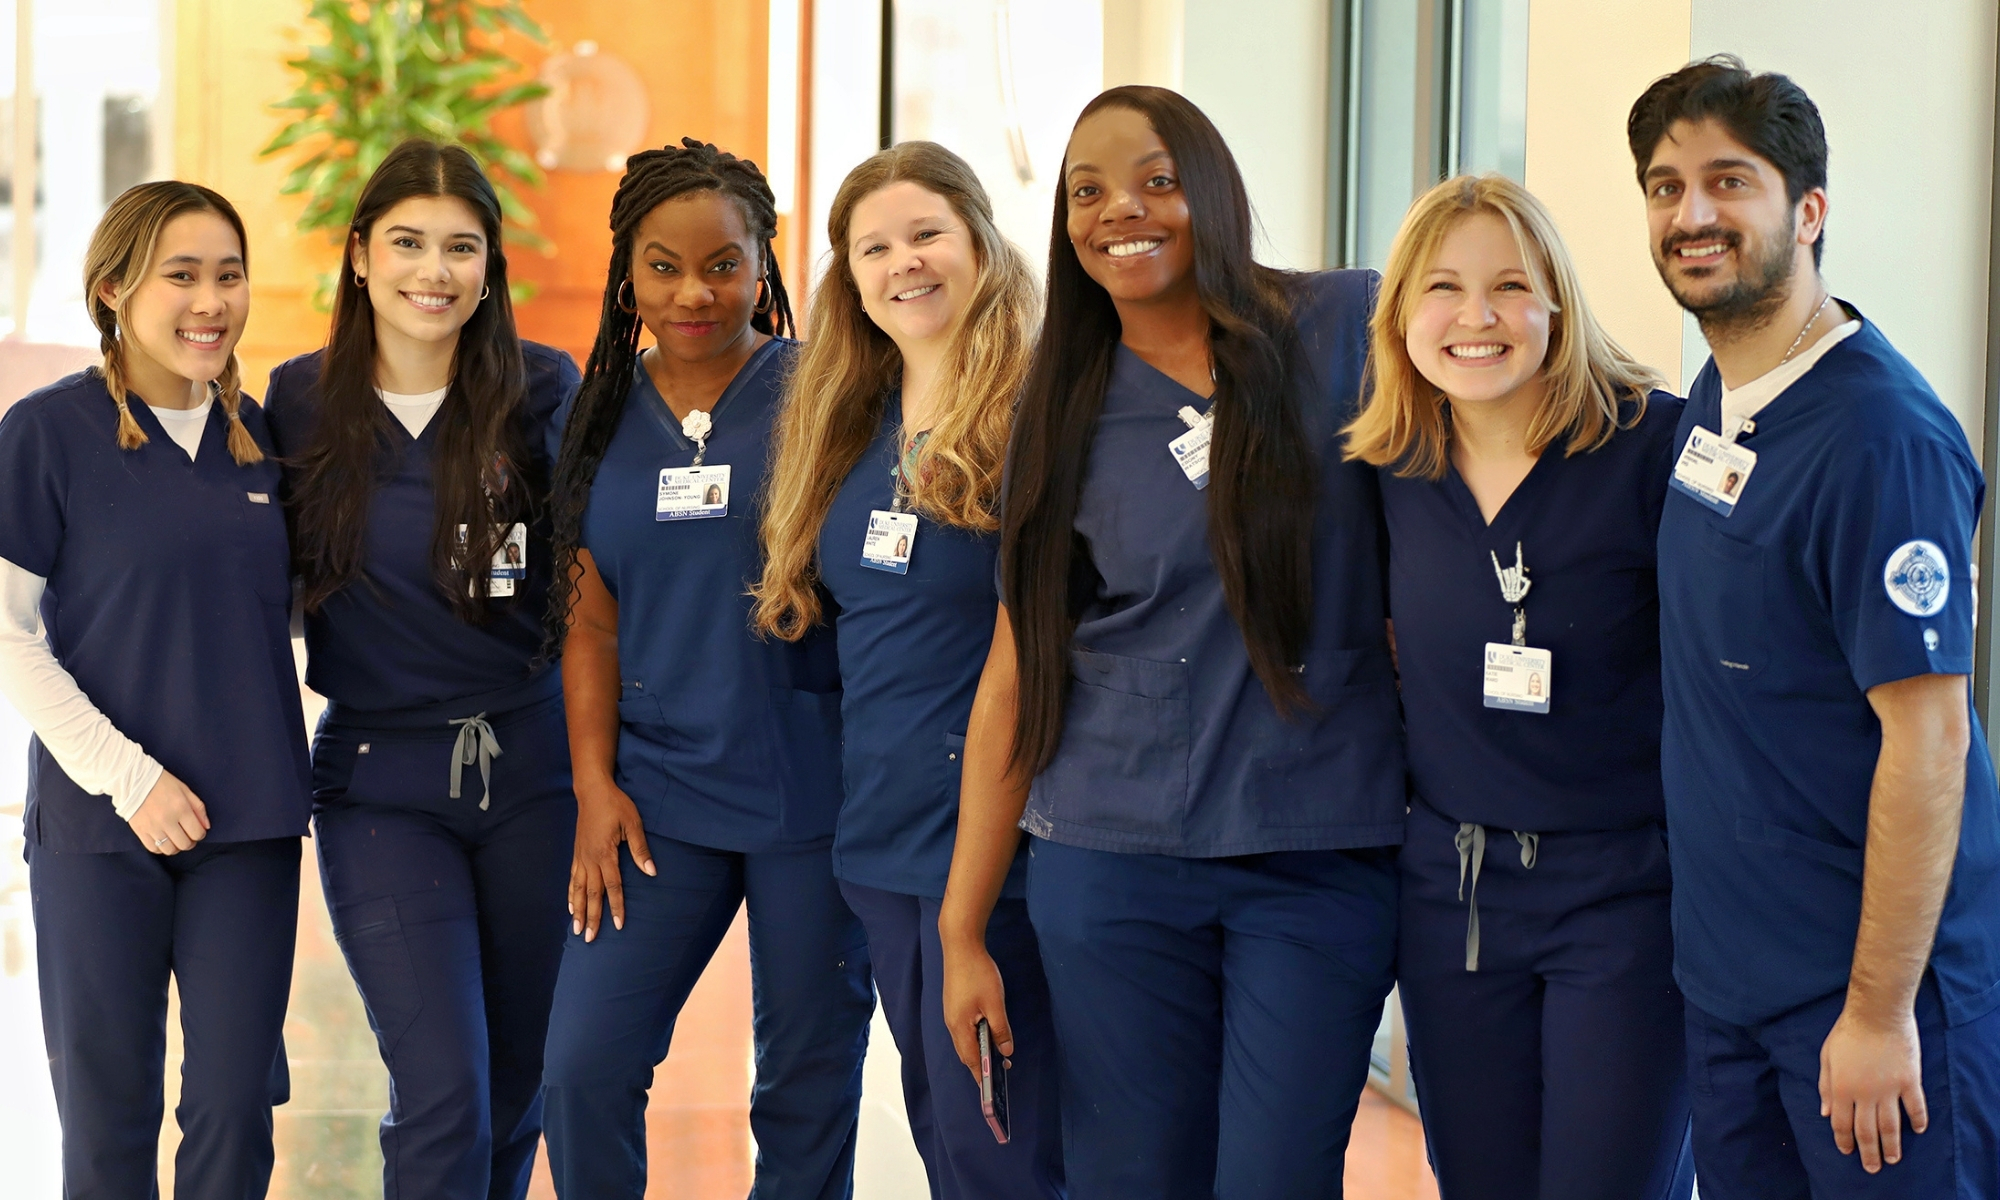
[1632,55,2000,1199]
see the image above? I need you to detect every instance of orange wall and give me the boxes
[174,0,772,387]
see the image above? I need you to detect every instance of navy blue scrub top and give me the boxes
[265,342,580,718]
[0,372,311,853]
[818,403,1025,898]
[570,339,842,852]
[1658,310,2000,1029]
[1020,269,1405,857]
[1383,392,1682,833]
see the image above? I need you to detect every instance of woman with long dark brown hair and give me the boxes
[263,140,581,1200]
[0,181,308,1196]
[536,139,873,1200]
[752,142,1061,1197]
[938,88,1405,1196]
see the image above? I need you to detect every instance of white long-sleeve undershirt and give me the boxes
[0,556,162,819]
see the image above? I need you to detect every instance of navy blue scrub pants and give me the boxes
[1026,837,1398,1200]
[27,835,300,1200]
[1687,974,2000,1199]
[541,834,874,1200]
[312,696,576,1200]
[1396,801,1693,1200]
[838,882,1065,1199]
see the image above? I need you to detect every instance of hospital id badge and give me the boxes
[1668,426,1757,517]
[458,522,527,597]
[1168,415,1212,490]
[657,464,731,521]
[861,510,919,574]
[1483,642,1552,714]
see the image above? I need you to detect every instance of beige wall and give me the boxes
[1523,0,1691,390]
[1692,0,1998,442]
[1181,0,1329,269]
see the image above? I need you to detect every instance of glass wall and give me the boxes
[3,0,165,344]
[1339,0,1529,270]
[889,0,1104,273]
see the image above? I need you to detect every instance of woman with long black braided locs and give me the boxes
[538,139,874,1200]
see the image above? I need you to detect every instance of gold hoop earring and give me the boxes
[753,278,773,315]
[480,285,491,302]
[354,271,366,288]
[616,279,637,314]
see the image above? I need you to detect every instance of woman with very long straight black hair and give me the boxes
[537,139,873,1200]
[938,87,1406,1197]
[263,140,581,1200]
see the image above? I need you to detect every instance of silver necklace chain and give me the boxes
[1780,292,1832,365]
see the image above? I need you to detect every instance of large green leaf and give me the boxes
[262,0,555,310]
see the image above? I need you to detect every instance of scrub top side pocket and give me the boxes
[1253,645,1402,828]
[1690,521,1769,680]
[1040,649,1192,840]
[766,686,843,842]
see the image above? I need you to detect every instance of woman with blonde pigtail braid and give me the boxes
[0,181,310,1197]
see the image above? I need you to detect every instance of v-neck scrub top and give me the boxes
[1382,393,1682,832]
[0,371,310,852]
[1018,268,1405,857]
[1658,311,2000,1029]
[264,342,580,717]
[569,339,843,852]
[818,403,1023,897]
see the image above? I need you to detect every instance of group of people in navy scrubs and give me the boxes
[1,47,1996,1200]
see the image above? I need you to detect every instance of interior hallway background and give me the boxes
[0,0,1994,1195]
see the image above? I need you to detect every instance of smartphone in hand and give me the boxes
[977,1017,1010,1144]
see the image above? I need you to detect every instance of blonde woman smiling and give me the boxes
[753,142,1060,1198]
[1345,174,1692,1200]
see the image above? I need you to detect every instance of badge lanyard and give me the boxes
[657,406,731,521]
[1481,542,1551,714]
[861,429,928,575]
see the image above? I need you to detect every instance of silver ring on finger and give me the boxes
[153,836,169,849]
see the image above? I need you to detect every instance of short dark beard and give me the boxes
[1657,211,1797,345]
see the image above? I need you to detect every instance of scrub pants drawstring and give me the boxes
[449,712,504,810]
[1454,823,1541,971]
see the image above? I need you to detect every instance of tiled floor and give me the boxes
[0,675,1440,1199]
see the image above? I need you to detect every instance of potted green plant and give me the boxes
[260,0,553,306]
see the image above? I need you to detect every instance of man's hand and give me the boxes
[1819,1007,1927,1172]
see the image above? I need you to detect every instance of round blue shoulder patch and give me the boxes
[1884,540,1950,618]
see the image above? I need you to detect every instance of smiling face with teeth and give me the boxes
[99,210,248,407]
[350,195,491,359]
[1405,211,1552,414]
[1063,105,1197,310]
[848,180,978,353]
[1640,118,1827,336]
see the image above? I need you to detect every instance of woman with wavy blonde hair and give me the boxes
[751,141,1060,1197]
[1346,173,1694,1199]
[0,181,310,1196]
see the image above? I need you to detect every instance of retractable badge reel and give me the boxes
[1482,542,1551,714]
[657,408,731,521]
